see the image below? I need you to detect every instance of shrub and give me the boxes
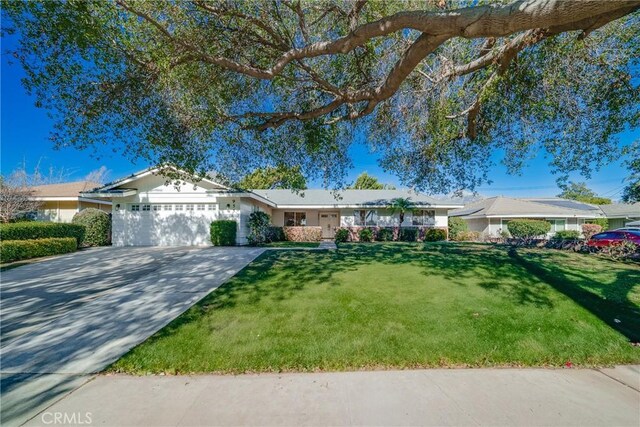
[358,228,373,242]
[598,240,639,260]
[376,227,394,242]
[456,230,481,241]
[266,226,285,242]
[247,211,271,246]
[398,227,418,242]
[0,222,85,246]
[591,218,609,231]
[334,228,349,243]
[72,208,111,246]
[422,228,447,242]
[0,237,77,263]
[582,223,602,240]
[210,220,237,246]
[283,226,322,242]
[448,217,467,240]
[507,220,551,240]
[553,230,581,240]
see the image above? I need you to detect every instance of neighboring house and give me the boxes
[450,196,640,237]
[82,168,464,246]
[599,203,640,229]
[31,181,111,222]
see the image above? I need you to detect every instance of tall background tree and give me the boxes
[348,172,395,190]
[621,149,640,203]
[3,0,639,192]
[0,175,41,223]
[236,165,306,190]
[557,182,612,205]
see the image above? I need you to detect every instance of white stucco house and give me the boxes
[82,167,464,246]
[449,196,640,237]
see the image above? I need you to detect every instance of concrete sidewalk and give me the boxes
[23,366,640,426]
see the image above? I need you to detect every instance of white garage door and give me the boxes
[121,203,218,246]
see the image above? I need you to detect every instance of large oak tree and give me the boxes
[3,0,639,192]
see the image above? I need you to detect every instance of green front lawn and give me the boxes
[110,243,639,374]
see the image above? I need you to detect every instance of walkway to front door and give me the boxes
[319,212,339,239]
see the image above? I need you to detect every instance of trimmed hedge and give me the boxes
[399,227,418,242]
[376,227,395,242]
[72,208,111,246]
[507,220,551,239]
[358,228,373,242]
[266,226,285,242]
[210,220,237,246]
[283,226,322,242]
[0,237,77,263]
[553,230,581,240]
[422,228,447,242]
[0,222,85,246]
[334,228,349,243]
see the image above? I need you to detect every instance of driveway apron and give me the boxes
[0,246,264,426]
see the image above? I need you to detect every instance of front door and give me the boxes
[319,212,339,239]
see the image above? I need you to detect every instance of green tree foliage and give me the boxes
[622,149,640,203]
[557,182,612,205]
[448,217,468,240]
[388,197,416,226]
[2,1,639,192]
[237,165,306,190]
[348,172,395,190]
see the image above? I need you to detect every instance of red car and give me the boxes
[587,230,640,247]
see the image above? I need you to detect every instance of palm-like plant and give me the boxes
[388,197,416,227]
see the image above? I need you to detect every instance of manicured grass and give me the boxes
[110,243,639,374]
[263,241,320,248]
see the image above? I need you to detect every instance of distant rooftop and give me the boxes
[32,181,103,198]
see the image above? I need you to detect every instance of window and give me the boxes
[163,204,172,211]
[130,204,140,212]
[354,210,377,226]
[142,204,151,212]
[284,212,306,226]
[175,204,183,211]
[207,204,216,211]
[197,204,205,211]
[185,204,194,211]
[549,219,566,232]
[412,209,435,226]
[152,205,161,212]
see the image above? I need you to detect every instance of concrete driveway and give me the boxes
[0,246,265,426]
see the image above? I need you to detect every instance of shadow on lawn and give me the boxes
[149,242,639,345]
[508,248,640,343]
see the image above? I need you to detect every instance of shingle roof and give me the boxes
[449,196,600,218]
[32,181,103,198]
[598,203,640,218]
[250,189,464,207]
[524,198,602,212]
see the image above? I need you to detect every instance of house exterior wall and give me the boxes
[608,217,640,230]
[36,200,110,223]
[109,174,256,246]
[464,216,592,238]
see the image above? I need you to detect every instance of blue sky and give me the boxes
[2,32,636,199]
